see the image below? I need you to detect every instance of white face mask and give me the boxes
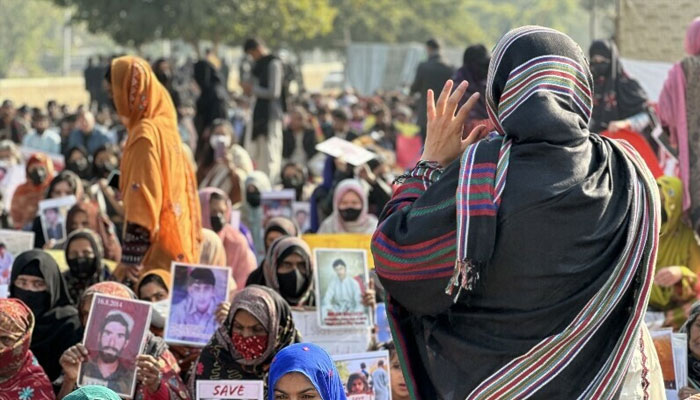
[150,299,170,329]
[209,134,231,150]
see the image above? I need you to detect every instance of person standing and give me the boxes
[372,27,663,398]
[371,360,390,400]
[106,56,201,287]
[242,38,285,180]
[410,39,454,141]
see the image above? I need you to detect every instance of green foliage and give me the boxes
[0,0,65,78]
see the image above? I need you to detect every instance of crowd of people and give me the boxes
[3,16,700,400]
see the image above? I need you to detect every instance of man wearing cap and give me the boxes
[80,310,135,394]
[169,268,221,342]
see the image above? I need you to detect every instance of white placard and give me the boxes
[196,380,264,400]
[315,137,377,166]
[291,310,370,355]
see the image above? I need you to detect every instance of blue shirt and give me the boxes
[22,129,61,155]
[67,126,115,154]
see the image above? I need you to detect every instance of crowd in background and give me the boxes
[2,17,700,400]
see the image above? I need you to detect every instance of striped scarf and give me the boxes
[451,25,658,399]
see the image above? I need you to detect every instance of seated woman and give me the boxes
[63,229,112,302]
[189,285,300,397]
[242,171,272,260]
[58,282,189,400]
[246,236,315,307]
[199,188,257,288]
[64,146,93,181]
[200,228,227,267]
[65,202,122,262]
[649,176,700,329]
[65,386,120,400]
[0,298,54,400]
[318,179,378,234]
[9,250,82,384]
[136,270,202,382]
[269,342,346,400]
[32,170,85,249]
[263,217,300,253]
[11,153,55,230]
[679,303,700,399]
[378,341,410,400]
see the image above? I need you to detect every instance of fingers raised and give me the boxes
[426,90,436,122]
[446,81,469,118]
[436,80,454,117]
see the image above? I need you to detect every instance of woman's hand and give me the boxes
[136,354,162,394]
[654,266,683,287]
[362,279,376,308]
[421,80,489,167]
[216,301,231,325]
[59,343,88,383]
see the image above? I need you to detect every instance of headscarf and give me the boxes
[658,17,700,215]
[680,301,700,388]
[268,343,346,400]
[63,229,110,301]
[47,169,85,200]
[111,55,202,271]
[66,201,122,262]
[588,39,648,132]
[264,217,300,243]
[81,281,135,305]
[262,236,314,306]
[200,187,257,288]
[200,228,228,266]
[135,269,173,297]
[0,298,54,400]
[372,26,659,399]
[319,179,377,234]
[64,386,122,400]
[190,285,300,397]
[10,153,55,229]
[9,250,81,382]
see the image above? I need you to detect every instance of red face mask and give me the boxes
[232,332,268,361]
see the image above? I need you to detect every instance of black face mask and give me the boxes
[661,207,668,225]
[67,159,90,177]
[247,192,261,208]
[590,61,610,78]
[28,167,47,185]
[210,213,226,233]
[13,287,51,317]
[339,207,362,222]
[95,161,117,179]
[282,175,304,200]
[67,257,97,279]
[278,268,306,300]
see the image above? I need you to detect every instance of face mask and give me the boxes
[150,299,170,329]
[13,288,50,317]
[282,174,304,190]
[209,134,231,150]
[67,159,89,177]
[277,268,306,300]
[67,257,96,279]
[28,167,47,185]
[246,192,261,208]
[210,213,226,233]
[339,207,362,222]
[661,207,668,225]
[590,61,610,78]
[231,332,268,361]
[96,161,117,179]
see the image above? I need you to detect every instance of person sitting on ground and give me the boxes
[189,285,300,398]
[9,250,82,384]
[22,111,61,155]
[64,385,121,400]
[67,110,116,155]
[269,343,346,400]
[62,229,112,303]
[31,170,84,249]
[58,282,189,400]
[0,298,54,400]
[318,179,378,234]
[10,153,54,230]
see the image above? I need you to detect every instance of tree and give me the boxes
[0,0,65,78]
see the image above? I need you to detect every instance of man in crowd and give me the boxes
[322,258,364,319]
[410,38,454,141]
[80,310,134,394]
[0,100,27,143]
[372,360,390,400]
[22,111,61,155]
[242,38,285,181]
[169,268,220,343]
[67,110,115,154]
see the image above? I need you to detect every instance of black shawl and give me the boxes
[372,26,658,399]
[9,250,82,382]
[589,39,648,132]
[62,229,110,302]
[251,55,282,139]
[194,60,229,136]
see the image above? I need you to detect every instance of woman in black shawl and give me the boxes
[589,39,650,133]
[371,26,660,399]
[62,229,111,302]
[452,44,490,123]
[194,60,229,157]
[189,285,300,398]
[9,250,82,383]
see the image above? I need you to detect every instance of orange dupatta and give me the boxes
[111,56,201,272]
[10,154,55,229]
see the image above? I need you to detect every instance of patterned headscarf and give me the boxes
[262,236,314,306]
[190,285,300,397]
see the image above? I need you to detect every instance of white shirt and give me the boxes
[22,128,61,155]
